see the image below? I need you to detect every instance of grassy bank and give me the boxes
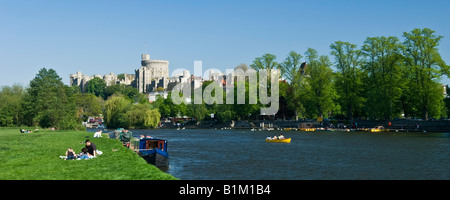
[0,127,177,180]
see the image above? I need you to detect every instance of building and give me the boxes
[70,52,222,99]
[135,53,170,93]
[148,91,169,102]
[70,71,92,92]
[69,71,134,92]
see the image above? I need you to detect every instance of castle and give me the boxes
[69,53,246,99]
[70,53,169,93]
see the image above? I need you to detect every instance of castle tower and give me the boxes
[141,54,151,66]
[135,53,169,93]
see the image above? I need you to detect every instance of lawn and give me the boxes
[0,127,177,180]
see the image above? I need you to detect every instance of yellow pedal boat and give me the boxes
[265,138,291,143]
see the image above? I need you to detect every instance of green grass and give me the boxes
[0,127,177,180]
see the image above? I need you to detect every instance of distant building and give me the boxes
[442,84,448,97]
[148,91,169,102]
[167,70,203,92]
[135,53,169,93]
[69,71,134,92]
[70,71,92,92]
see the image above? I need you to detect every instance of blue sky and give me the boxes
[1,0,449,86]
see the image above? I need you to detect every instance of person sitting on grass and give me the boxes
[65,148,77,160]
[85,139,97,157]
[77,148,91,160]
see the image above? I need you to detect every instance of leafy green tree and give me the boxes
[104,83,147,103]
[22,68,79,129]
[250,54,278,71]
[361,36,404,120]
[302,48,336,119]
[402,28,449,119]
[187,103,208,122]
[156,87,165,92]
[153,92,186,118]
[144,108,161,128]
[126,103,161,129]
[153,94,171,118]
[279,51,303,83]
[104,94,131,128]
[216,104,235,123]
[86,77,106,98]
[250,53,280,119]
[232,80,260,120]
[117,73,125,81]
[0,84,26,126]
[71,93,103,122]
[330,41,365,119]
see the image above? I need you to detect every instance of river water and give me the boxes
[122,129,449,180]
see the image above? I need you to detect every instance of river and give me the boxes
[114,129,449,180]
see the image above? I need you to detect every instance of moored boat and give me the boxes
[299,128,315,131]
[131,137,169,167]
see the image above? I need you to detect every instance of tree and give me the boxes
[279,51,303,82]
[154,91,187,118]
[234,63,248,72]
[156,87,165,92]
[187,103,208,122]
[232,80,261,120]
[277,51,304,120]
[0,84,25,126]
[22,68,79,129]
[402,28,448,119]
[71,93,103,122]
[216,104,235,123]
[250,53,280,118]
[282,53,307,120]
[330,41,364,119]
[361,36,404,120]
[117,73,125,81]
[302,48,336,119]
[154,95,171,118]
[250,54,278,71]
[104,94,131,128]
[104,83,147,103]
[86,77,106,98]
[126,103,161,129]
[144,108,161,128]
[277,80,296,120]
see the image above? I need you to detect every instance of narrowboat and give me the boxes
[132,137,169,167]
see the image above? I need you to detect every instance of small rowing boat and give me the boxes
[265,138,291,143]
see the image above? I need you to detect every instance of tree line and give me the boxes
[0,68,159,129]
[153,28,450,122]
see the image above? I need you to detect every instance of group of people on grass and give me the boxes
[64,139,100,160]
